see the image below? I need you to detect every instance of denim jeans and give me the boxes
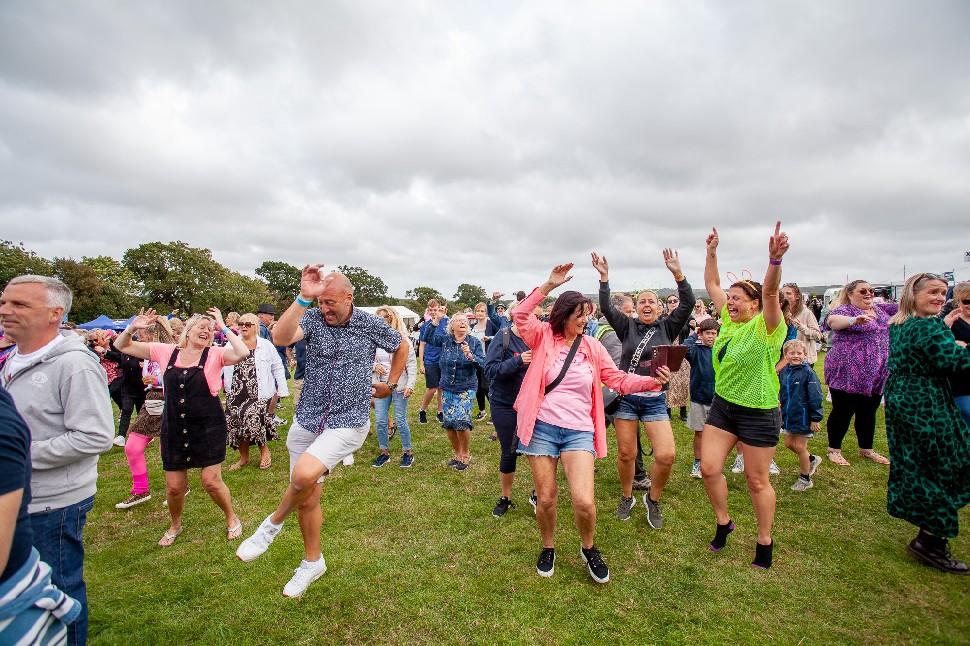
[375,390,412,451]
[30,495,94,646]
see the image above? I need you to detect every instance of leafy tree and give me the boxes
[256,261,302,300]
[452,283,487,313]
[0,240,52,287]
[122,241,229,314]
[338,265,390,306]
[52,258,103,322]
[81,255,141,316]
[211,272,274,315]
[402,286,446,315]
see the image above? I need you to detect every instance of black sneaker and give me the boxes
[529,490,538,514]
[475,411,487,421]
[436,411,444,423]
[492,496,514,517]
[536,548,555,577]
[418,410,428,424]
[581,545,610,583]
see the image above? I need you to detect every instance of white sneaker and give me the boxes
[163,488,190,507]
[342,454,355,466]
[236,514,283,562]
[730,455,744,473]
[769,460,781,475]
[282,556,327,598]
[113,435,126,447]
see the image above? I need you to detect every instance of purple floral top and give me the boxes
[823,302,899,396]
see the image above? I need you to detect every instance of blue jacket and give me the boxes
[683,334,716,405]
[486,301,513,330]
[778,363,824,433]
[419,317,449,364]
[426,333,485,392]
[484,327,531,407]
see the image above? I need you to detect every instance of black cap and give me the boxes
[258,303,276,315]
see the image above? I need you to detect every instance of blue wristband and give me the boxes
[222,327,231,335]
[296,295,313,307]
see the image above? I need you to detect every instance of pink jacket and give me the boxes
[513,287,662,458]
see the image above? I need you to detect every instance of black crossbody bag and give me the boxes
[544,335,583,395]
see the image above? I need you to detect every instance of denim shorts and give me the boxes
[615,392,669,422]
[518,419,595,457]
[705,395,781,448]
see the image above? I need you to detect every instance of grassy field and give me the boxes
[85,363,969,645]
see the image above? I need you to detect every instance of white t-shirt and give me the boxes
[2,334,67,383]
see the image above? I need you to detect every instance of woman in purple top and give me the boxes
[823,279,898,466]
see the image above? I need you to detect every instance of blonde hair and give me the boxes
[226,311,240,326]
[376,306,408,336]
[783,339,807,355]
[831,280,869,309]
[636,290,659,303]
[890,273,948,325]
[953,281,970,303]
[238,312,258,326]
[179,314,216,347]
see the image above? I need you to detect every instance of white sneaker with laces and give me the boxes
[236,515,283,562]
[282,557,328,598]
[342,454,355,466]
[730,455,744,473]
[113,435,126,448]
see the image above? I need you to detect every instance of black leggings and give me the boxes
[491,402,518,474]
[118,392,146,438]
[827,388,882,451]
[476,370,489,412]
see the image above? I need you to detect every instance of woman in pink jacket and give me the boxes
[513,263,670,584]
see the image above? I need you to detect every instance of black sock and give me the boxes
[710,520,735,550]
[752,540,773,568]
[799,473,811,480]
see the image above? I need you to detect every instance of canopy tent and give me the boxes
[357,305,421,329]
[76,315,129,331]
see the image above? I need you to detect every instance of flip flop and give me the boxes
[227,519,243,541]
[227,461,248,471]
[158,526,183,547]
[859,450,891,465]
[259,457,272,470]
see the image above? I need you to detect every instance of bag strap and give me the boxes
[501,327,511,352]
[627,327,658,374]
[544,334,583,395]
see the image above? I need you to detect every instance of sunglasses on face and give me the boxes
[962,299,970,306]
[855,288,874,296]
[238,322,256,328]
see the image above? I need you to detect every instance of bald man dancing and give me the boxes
[236,265,408,597]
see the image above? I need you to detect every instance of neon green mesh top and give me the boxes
[712,304,787,409]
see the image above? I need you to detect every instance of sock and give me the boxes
[799,473,811,481]
[132,472,149,495]
[710,520,735,551]
[752,540,774,569]
[265,514,284,530]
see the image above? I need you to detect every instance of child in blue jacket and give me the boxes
[683,319,719,478]
[778,339,824,491]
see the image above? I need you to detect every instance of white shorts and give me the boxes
[687,401,712,432]
[286,419,370,483]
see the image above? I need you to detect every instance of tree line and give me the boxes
[0,240,491,323]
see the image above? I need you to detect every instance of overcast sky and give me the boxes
[1,0,968,298]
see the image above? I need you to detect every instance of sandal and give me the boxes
[227,518,243,541]
[158,526,183,547]
[259,457,272,470]
[828,449,850,466]
[859,450,890,465]
[227,461,248,471]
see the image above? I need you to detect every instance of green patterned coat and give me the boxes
[885,316,970,537]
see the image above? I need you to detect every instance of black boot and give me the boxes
[907,530,969,575]
[679,406,688,421]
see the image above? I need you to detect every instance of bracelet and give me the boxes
[222,327,231,335]
[769,258,782,266]
[296,295,313,307]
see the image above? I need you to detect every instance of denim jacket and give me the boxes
[426,334,485,392]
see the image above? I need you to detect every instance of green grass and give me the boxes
[87,363,969,645]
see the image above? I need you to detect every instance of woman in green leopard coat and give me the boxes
[885,273,970,575]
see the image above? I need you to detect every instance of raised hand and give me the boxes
[590,252,609,280]
[662,248,682,277]
[128,308,159,330]
[705,228,720,255]
[492,291,505,301]
[207,307,226,329]
[548,263,574,288]
[300,264,328,299]
[768,221,789,260]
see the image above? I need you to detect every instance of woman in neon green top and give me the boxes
[700,222,789,569]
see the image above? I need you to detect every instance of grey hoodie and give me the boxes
[3,332,114,512]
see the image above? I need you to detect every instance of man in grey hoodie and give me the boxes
[0,275,114,646]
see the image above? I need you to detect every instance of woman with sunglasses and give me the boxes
[823,280,898,466]
[944,282,970,425]
[663,294,690,422]
[885,273,970,574]
[222,313,289,471]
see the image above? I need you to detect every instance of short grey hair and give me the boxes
[611,293,633,309]
[7,275,73,313]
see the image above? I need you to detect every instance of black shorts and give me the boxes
[424,362,441,389]
[705,395,781,448]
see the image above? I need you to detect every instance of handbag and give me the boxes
[143,398,165,416]
[602,327,658,414]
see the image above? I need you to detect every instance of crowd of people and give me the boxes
[1,223,969,644]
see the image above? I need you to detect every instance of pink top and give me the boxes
[148,343,228,397]
[513,287,662,458]
[538,345,595,432]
